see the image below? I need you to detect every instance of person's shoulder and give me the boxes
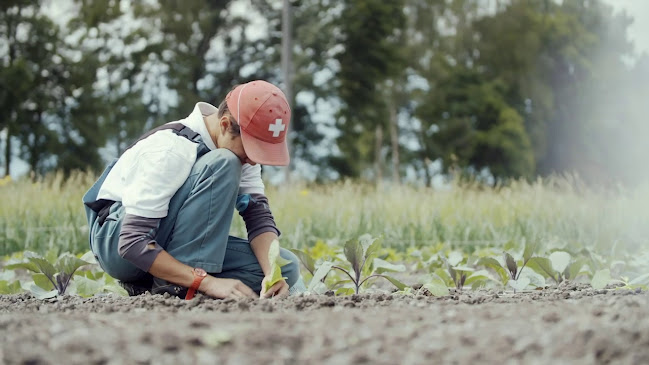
[126,129,197,162]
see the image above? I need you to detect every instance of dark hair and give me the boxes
[217,98,241,137]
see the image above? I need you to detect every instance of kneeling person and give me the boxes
[83,80,305,300]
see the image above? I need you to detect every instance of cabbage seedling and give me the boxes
[263,240,292,293]
[477,241,540,290]
[6,251,91,298]
[332,236,406,294]
[527,251,584,284]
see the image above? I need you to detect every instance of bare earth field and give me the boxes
[1,283,648,365]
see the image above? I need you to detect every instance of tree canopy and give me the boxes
[1,0,647,185]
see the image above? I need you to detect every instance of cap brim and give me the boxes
[240,129,290,166]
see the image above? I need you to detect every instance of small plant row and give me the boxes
[2,236,648,299]
[290,237,649,296]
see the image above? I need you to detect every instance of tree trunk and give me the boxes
[424,157,432,187]
[29,111,42,179]
[387,96,400,184]
[3,127,10,178]
[374,124,383,183]
[281,0,293,183]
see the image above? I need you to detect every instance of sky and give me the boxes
[604,0,649,55]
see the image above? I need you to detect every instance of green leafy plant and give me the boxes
[611,272,649,291]
[591,269,611,290]
[422,275,450,296]
[0,270,21,294]
[476,241,542,290]
[331,235,407,294]
[74,270,129,297]
[263,240,291,293]
[527,251,587,284]
[6,251,92,298]
[290,247,337,294]
[438,251,496,291]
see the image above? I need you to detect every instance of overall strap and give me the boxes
[123,123,201,153]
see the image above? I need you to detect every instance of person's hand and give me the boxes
[199,276,257,299]
[260,277,289,299]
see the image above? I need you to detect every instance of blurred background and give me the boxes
[1,0,648,186]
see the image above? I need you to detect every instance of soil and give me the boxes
[1,282,648,365]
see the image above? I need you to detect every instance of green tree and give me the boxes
[333,0,406,179]
[473,0,638,183]
[0,1,106,176]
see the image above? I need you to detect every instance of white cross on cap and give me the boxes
[268,118,285,137]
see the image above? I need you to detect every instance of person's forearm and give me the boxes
[250,231,278,276]
[147,250,199,288]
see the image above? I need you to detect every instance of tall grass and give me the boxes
[0,172,92,255]
[2,172,648,258]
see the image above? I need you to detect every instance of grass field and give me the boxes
[1,172,648,261]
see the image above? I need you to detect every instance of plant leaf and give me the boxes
[447,251,464,267]
[32,273,55,291]
[263,240,289,292]
[382,275,407,291]
[336,287,355,296]
[447,264,458,286]
[451,265,475,272]
[373,258,406,274]
[423,278,449,296]
[5,261,41,273]
[288,248,316,275]
[28,257,57,280]
[56,254,91,276]
[629,272,649,286]
[523,241,538,263]
[0,280,22,294]
[518,267,546,288]
[465,270,499,287]
[549,251,571,274]
[309,281,329,295]
[364,237,382,261]
[0,270,16,281]
[276,255,292,268]
[505,253,517,278]
[103,283,129,296]
[434,268,454,287]
[21,282,57,299]
[45,247,59,264]
[509,276,531,291]
[343,238,364,277]
[591,269,611,290]
[75,275,105,297]
[527,257,556,279]
[79,251,98,265]
[467,276,491,289]
[308,261,333,292]
[23,251,41,259]
[477,257,509,285]
[566,258,587,280]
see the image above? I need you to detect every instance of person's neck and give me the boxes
[203,114,220,147]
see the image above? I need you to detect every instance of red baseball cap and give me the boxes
[225,80,291,166]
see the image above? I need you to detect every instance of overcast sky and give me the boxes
[604,0,649,54]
